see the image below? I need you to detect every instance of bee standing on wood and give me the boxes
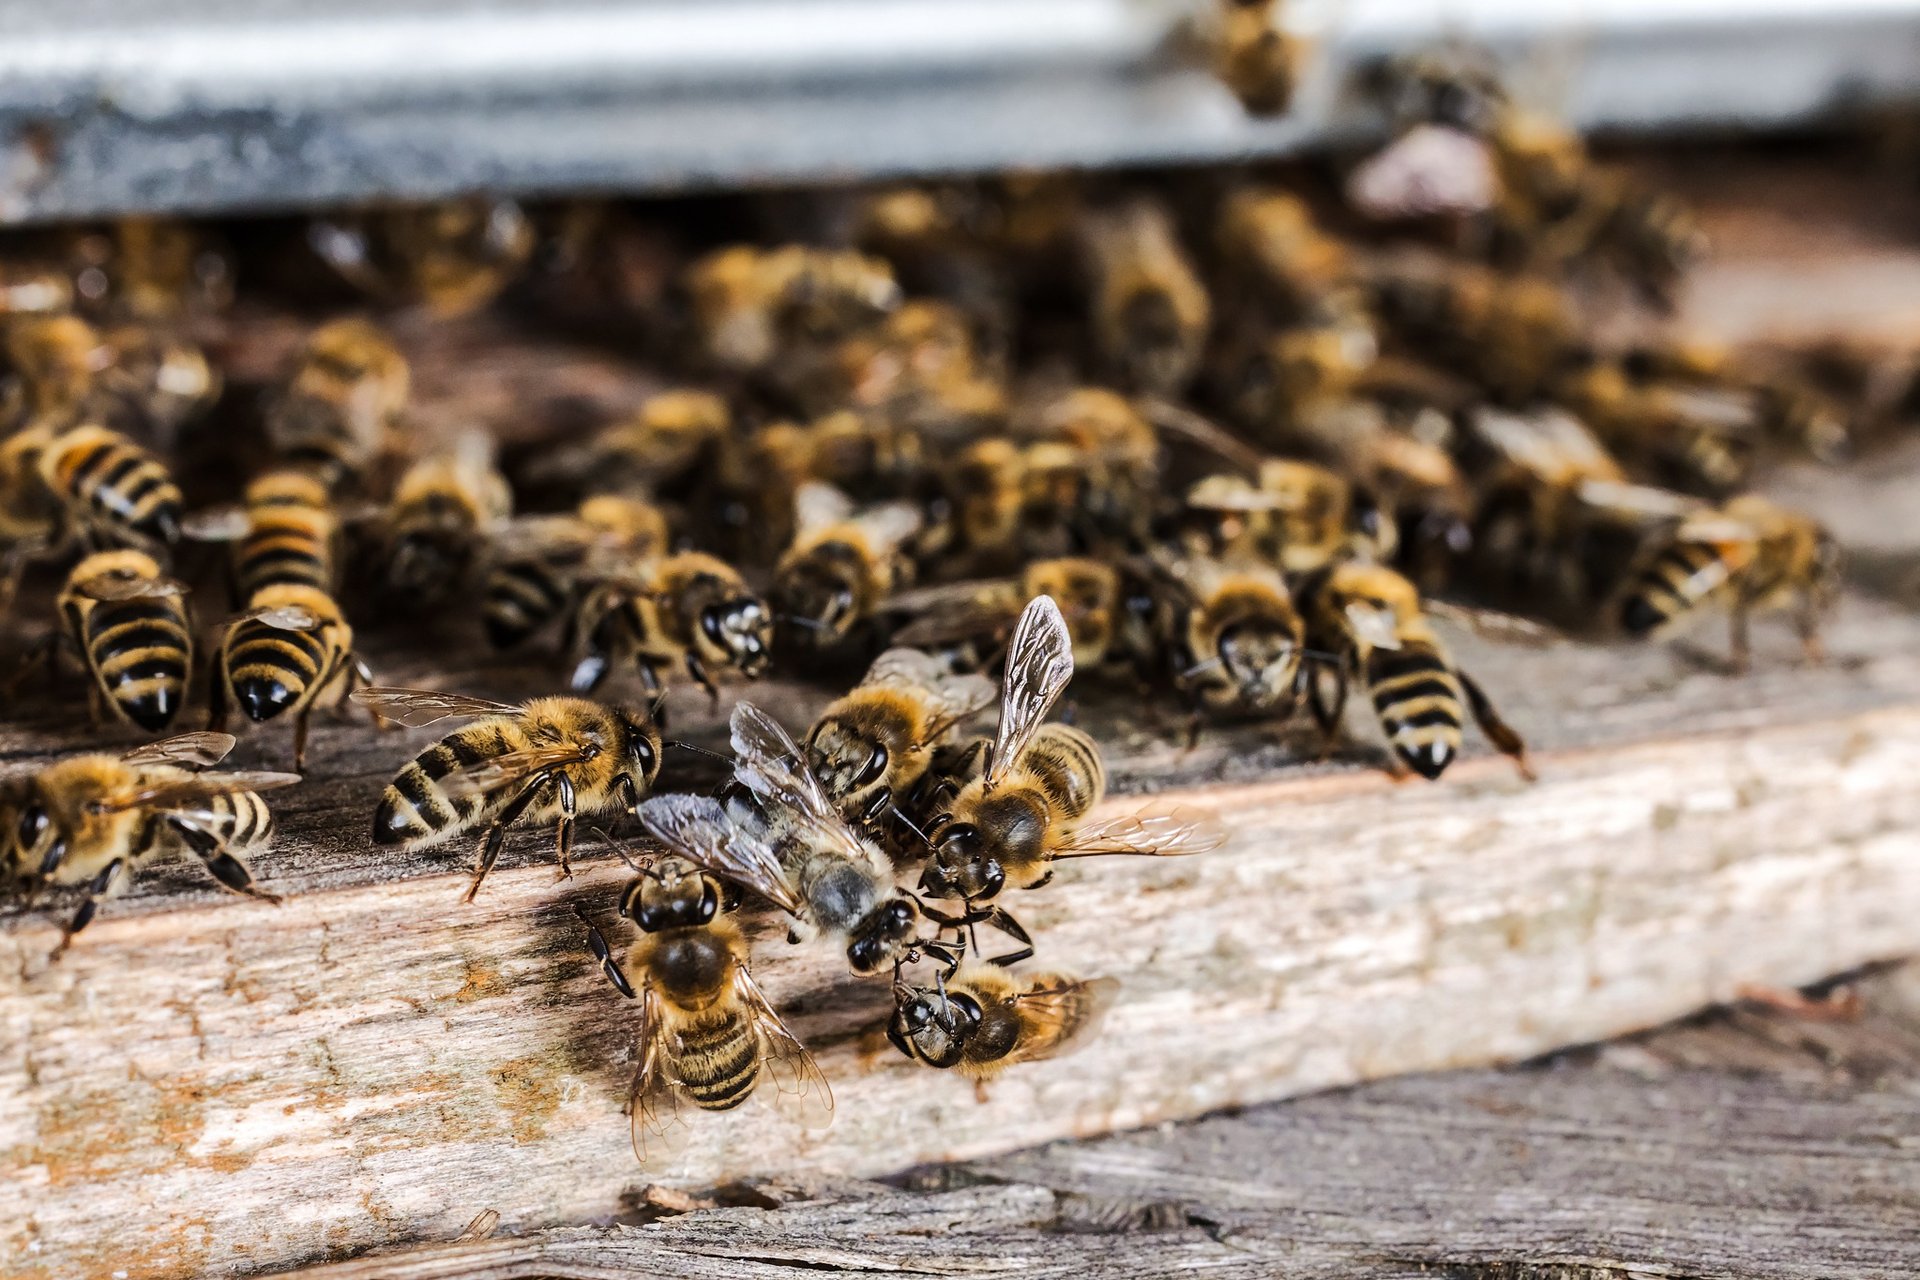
[481,496,669,651]
[209,587,370,771]
[54,549,193,732]
[889,960,1117,1080]
[1142,554,1315,731]
[0,732,296,957]
[36,422,185,550]
[577,852,832,1163]
[569,552,773,704]
[358,688,664,901]
[377,433,513,605]
[770,481,923,660]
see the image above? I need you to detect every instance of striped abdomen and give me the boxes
[1618,540,1728,637]
[373,719,518,847]
[183,789,276,853]
[237,507,334,597]
[222,590,346,724]
[1024,724,1106,824]
[665,1003,761,1112]
[44,426,183,546]
[1365,642,1465,781]
[73,595,192,732]
[483,558,568,649]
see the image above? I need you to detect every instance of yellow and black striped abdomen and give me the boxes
[483,558,569,649]
[665,1003,761,1112]
[1364,642,1464,781]
[1619,540,1727,637]
[44,425,183,546]
[222,590,348,725]
[189,788,276,853]
[1023,723,1106,824]
[71,594,192,732]
[372,718,521,848]
[237,510,333,598]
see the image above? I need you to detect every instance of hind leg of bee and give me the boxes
[575,905,636,999]
[1306,664,1348,757]
[685,651,720,709]
[171,818,282,903]
[553,772,578,879]
[1458,670,1535,782]
[976,907,1034,967]
[51,856,125,960]
[465,774,552,903]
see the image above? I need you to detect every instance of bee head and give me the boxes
[847,896,918,974]
[923,821,1006,902]
[805,722,891,824]
[699,595,772,678]
[625,859,720,934]
[1218,620,1300,709]
[773,553,860,648]
[612,706,663,784]
[887,985,981,1067]
[3,790,63,886]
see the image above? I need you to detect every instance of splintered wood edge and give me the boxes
[3,697,1917,1278]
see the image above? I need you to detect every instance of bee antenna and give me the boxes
[586,826,644,872]
[663,739,734,765]
[647,688,671,721]
[1299,647,1347,669]
[1177,656,1225,681]
[777,613,831,632]
[889,802,935,851]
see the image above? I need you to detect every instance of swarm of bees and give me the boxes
[2,44,1902,1167]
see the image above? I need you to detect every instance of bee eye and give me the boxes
[979,861,1005,899]
[697,881,719,923]
[855,743,889,788]
[16,805,47,849]
[848,936,882,972]
[950,994,984,1030]
[700,607,727,646]
[632,735,658,776]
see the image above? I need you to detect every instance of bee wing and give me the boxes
[989,596,1074,783]
[791,480,855,538]
[350,687,520,727]
[852,500,924,552]
[435,745,597,807]
[120,732,237,770]
[734,964,834,1133]
[229,603,321,631]
[1347,123,1500,220]
[1424,599,1564,648]
[728,702,838,822]
[1185,474,1299,513]
[861,647,998,725]
[487,514,593,561]
[637,793,808,919]
[1054,802,1228,860]
[630,983,693,1166]
[887,596,1019,654]
[1575,480,1705,523]
[95,770,303,813]
[179,504,253,542]
[1136,398,1264,473]
[74,572,188,602]
[1007,974,1121,1065]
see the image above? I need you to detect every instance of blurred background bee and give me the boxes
[309,198,537,316]
[1078,200,1211,396]
[770,481,923,663]
[1205,0,1302,118]
[0,732,295,957]
[569,551,772,703]
[481,495,670,652]
[373,433,514,609]
[52,549,193,733]
[264,318,409,491]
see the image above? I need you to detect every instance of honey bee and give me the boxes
[1299,560,1531,780]
[378,433,513,605]
[888,556,1132,674]
[683,245,900,375]
[1616,495,1839,670]
[265,318,409,489]
[570,551,773,703]
[66,218,235,320]
[3,314,110,429]
[804,646,996,827]
[1463,405,1627,607]
[1215,187,1357,323]
[0,732,296,956]
[210,586,370,771]
[889,961,1117,1079]
[771,482,923,658]
[1555,359,1758,497]
[920,596,1224,905]
[1079,200,1212,395]
[357,688,664,901]
[37,422,184,550]
[550,390,732,499]
[1139,554,1313,728]
[577,855,832,1163]
[96,325,222,443]
[1183,457,1392,576]
[824,300,1009,436]
[1364,252,1580,404]
[54,549,193,732]
[309,199,537,315]
[228,468,341,599]
[1621,339,1852,464]
[639,702,928,974]
[0,422,60,569]
[482,495,669,651]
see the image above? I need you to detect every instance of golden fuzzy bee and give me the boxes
[55,549,193,732]
[210,586,370,771]
[577,853,832,1163]
[1183,456,1393,576]
[358,688,664,901]
[570,551,773,703]
[265,318,409,489]
[1078,200,1212,396]
[1205,0,1300,118]
[771,481,923,658]
[888,555,1133,675]
[1364,252,1579,405]
[1299,561,1531,780]
[1215,188,1356,321]
[1616,494,1839,670]
[37,421,185,550]
[920,596,1224,906]
[889,961,1117,1080]
[482,495,670,651]
[0,732,295,956]
[804,646,996,828]
[378,433,514,605]
[2,314,111,430]
[1137,554,1312,730]
[1556,358,1759,498]
[547,389,732,499]
[66,217,235,321]
[641,703,930,974]
[683,244,900,376]
[310,198,537,315]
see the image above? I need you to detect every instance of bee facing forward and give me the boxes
[921,597,1224,907]
[640,703,928,975]
[890,961,1117,1080]
[578,854,832,1162]
[1079,200,1212,396]
[265,318,409,489]
[1144,554,1312,727]
[1300,561,1531,780]
[359,689,663,900]
[771,482,923,659]
[1617,495,1839,670]
[55,549,193,732]
[378,433,513,606]
[0,732,295,956]
[1206,0,1300,118]
[570,552,773,703]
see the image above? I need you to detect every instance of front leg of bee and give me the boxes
[465,774,553,903]
[575,904,636,999]
[1457,669,1535,782]
[978,906,1034,967]
[51,856,125,960]
[170,817,283,903]
[553,772,578,878]
[685,650,720,709]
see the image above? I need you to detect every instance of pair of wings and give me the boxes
[69,571,188,604]
[629,963,833,1165]
[351,687,609,806]
[791,480,923,551]
[90,732,302,826]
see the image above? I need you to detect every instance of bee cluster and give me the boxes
[0,51,1898,1162]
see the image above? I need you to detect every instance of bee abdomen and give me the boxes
[483,562,567,649]
[674,1007,761,1112]
[373,726,505,847]
[1025,724,1106,822]
[1366,646,1464,781]
[51,428,183,545]
[224,618,328,723]
[196,789,276,851]
[1619,541,1722,636]
[86,598,192,731]
[238,522,332,596]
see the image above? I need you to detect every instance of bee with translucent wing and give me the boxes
[771,480,923,660]
[890,959,1119,1081]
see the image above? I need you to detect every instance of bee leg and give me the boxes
[574,905,636,998]
[1458,669,1535,782]
[1796,598,1828,666]
[980,907,1034,967]
[171,818,282,903]
[685,651,720,710]
[51,856,124,961]
[207,643,231,734]
[1307,664,1348,758]
[553,772,578,879]
[464,774,550,903]
[1728,605,1752,675]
